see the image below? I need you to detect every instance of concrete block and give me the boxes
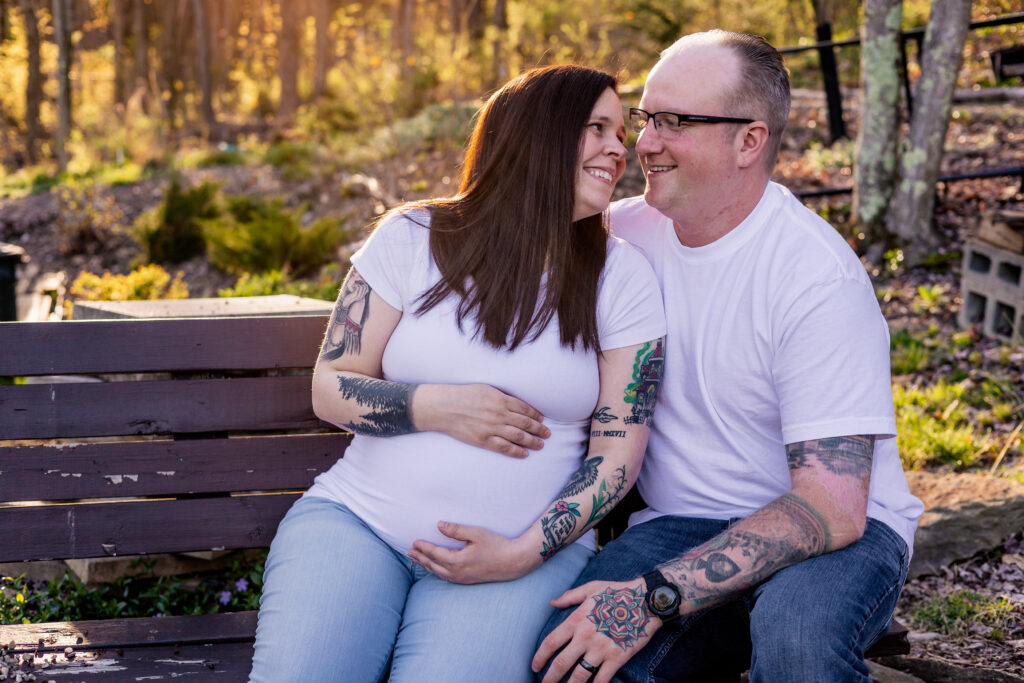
[959,239,1024,340]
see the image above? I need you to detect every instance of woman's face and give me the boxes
[573,88,628,222]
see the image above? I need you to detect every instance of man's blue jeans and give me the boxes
[537,515,909,683]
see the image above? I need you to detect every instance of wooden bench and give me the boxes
[0,314,908,681]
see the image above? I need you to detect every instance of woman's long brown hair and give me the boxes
[406,65,616,351]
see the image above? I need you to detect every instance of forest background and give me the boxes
[2,1,1024,676]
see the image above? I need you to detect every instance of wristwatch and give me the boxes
[643,570,682,622]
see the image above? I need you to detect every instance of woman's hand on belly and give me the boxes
[409,520,540,584]
[413,383,551,459]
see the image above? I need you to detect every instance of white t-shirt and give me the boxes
[611,183,923,552]
[306,210,667,553]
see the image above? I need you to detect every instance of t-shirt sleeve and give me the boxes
[597,238,667,351]
[774,277,897,443]
[349,212,425,311]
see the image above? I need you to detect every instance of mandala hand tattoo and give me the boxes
[587,586,651,651]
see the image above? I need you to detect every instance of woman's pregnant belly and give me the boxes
[308,417,589,553]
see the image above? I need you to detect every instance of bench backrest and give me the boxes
[0,314,349,564]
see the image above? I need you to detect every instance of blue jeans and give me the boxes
[249,495,593,683]
[538,515,909,683]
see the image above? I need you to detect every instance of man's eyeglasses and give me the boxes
[629,108,755,138]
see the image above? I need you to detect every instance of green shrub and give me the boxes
[0,555,265,624]
[67,264,189,317]
[219,264,344,301]
[134,177,221,263]
[203,196,350,278]
[263,141,318,180]
[53,180,126,256]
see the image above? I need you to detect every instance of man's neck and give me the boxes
[671,181,769,248]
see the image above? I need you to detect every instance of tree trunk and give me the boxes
[192,0,215,136]
[392,0,414,75]
[18,0,42,163]
[277,0,302,123]
[853,0,901,250]
[492,0,507,86]
[131,0,148,114]
[886,0,972,262]
[52,0,72,171]
[312,0,331,100]
[111,0,126,107]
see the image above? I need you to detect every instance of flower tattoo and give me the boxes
[587,585,651,650]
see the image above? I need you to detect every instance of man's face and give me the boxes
[635,44,744,229]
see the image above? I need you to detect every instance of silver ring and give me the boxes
[578,659,597,673]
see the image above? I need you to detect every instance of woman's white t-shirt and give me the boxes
[306,211,667,553]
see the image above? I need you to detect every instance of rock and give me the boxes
[869,660,927,682]
[906,471,1024,579]
[877,655,1024,682]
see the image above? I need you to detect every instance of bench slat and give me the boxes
[0,375,323,439]
[0,493,298,563]
[0,433,349,502]
[0,316,328,375]
[0,611,257,650]
[0,641,255,681]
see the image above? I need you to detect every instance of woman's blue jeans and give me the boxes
[248,495,593,683]
[538,515,909,683]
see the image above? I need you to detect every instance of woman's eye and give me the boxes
[588,122,603,132]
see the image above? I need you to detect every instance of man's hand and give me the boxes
[413,384,550,458]
[533,579,660,683]
[409,521,539,584]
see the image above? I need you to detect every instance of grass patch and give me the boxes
[910,589,1020,641]
[67,264,189,318]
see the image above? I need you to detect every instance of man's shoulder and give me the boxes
[609,195,668,247]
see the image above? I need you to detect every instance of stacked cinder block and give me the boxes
[959,211,1024,340]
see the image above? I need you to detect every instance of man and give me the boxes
[532,30,923,683]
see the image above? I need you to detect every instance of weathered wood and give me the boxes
[0,315,328,376]
[1,611,257,650]
[0,433,348,502]
[0,375,322,440]
[0,493,299,562]
[0,642,255,681]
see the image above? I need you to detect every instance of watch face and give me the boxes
[650,585,679,613]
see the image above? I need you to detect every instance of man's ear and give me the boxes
[736,121,771,169]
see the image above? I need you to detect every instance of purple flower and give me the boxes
[235,578,249,592]
[218,591,232,605]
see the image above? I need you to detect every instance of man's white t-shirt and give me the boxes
[611,183,923,551]
[307,210,667,553]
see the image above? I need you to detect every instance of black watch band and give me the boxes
[643,570,682,622]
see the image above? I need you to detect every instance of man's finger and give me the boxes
[550,583,593,608]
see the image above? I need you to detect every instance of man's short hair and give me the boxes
[661,30,791,170]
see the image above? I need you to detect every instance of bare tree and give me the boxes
[277,0,303,123]
[18,0,42,163]
[852,0,901,251]
[111,0,126,107]
[492,0,507,86]
[885,0,972,261]
[131,0,149,113]
[52,0,72,171]
[312,0,333,101]
[193,0,215,136]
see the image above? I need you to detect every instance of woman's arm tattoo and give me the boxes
[321,273,371,361]
[623,339,664,426]
[337,376,417,436]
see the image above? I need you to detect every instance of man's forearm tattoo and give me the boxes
[337,376,417,436]
[321,273,371,361]
[659,493,833,609]
[540,462,627,560]
[587,586,651,651]
[624,339,664,426]
[786,435,874,478]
